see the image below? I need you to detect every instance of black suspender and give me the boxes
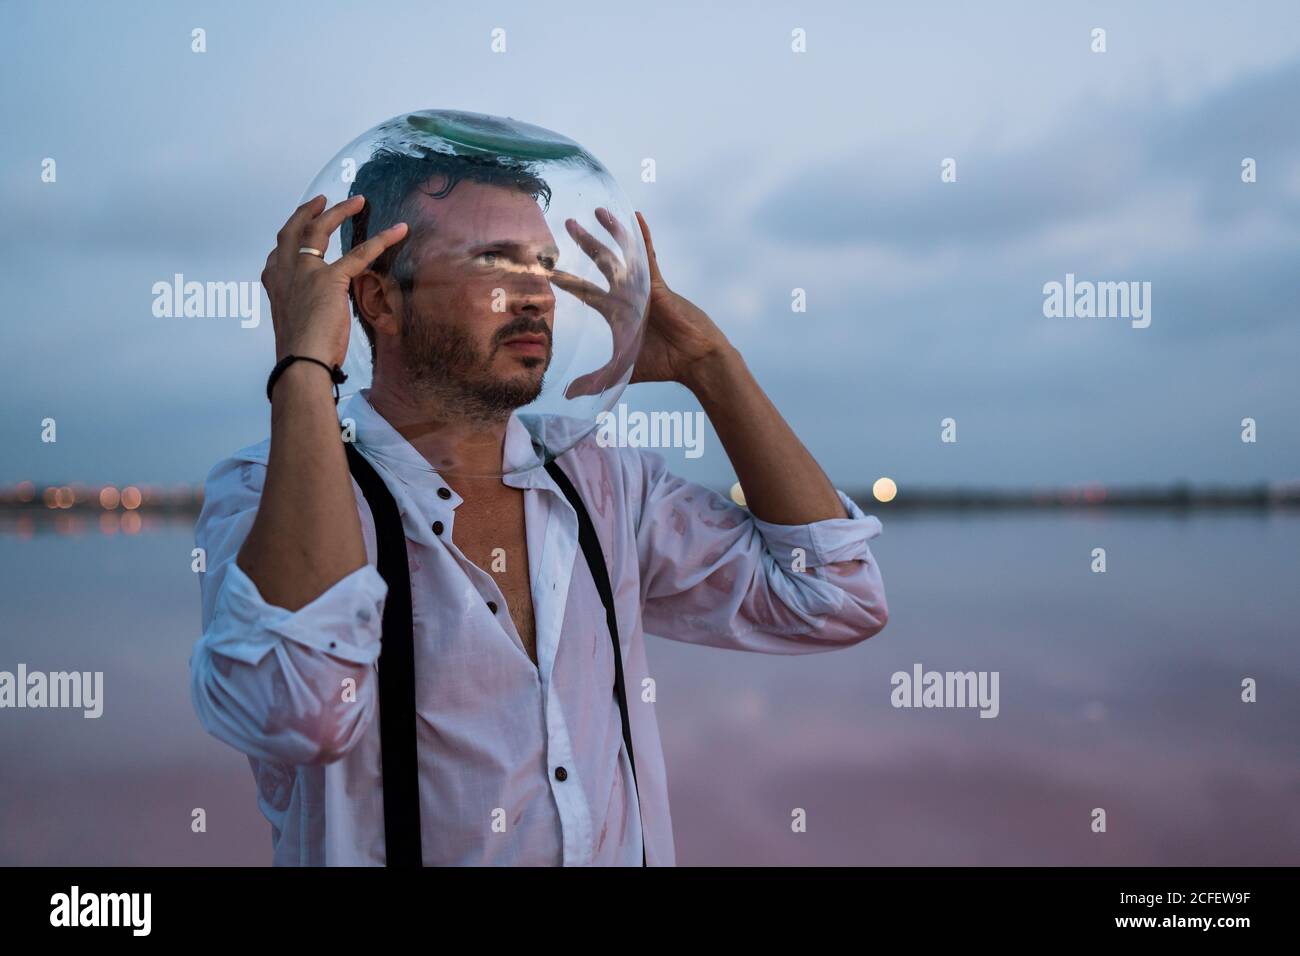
[344,442,423,866]
[344,443,647,867]
[544,460,647,868]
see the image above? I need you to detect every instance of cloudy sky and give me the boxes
[4,0,1298,489]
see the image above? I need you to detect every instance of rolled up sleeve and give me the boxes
[189,453,387,766]
[634,451,888,654]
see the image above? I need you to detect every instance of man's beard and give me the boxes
[398,300,550,423]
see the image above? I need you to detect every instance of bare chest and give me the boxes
[450,488,537,665]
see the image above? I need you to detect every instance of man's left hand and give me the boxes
[551,209,730,397]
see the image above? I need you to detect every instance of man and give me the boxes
[190,148,889,866]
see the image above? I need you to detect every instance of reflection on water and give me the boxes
[0,511,1296,865]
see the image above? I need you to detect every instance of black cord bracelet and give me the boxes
[266,355,348,404]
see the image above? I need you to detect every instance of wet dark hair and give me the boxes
[342,147,553,366]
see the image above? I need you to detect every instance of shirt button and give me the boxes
[487,600,498,614]
[437,487,451,500]
[554,766,568,782]
[432,521,444,535]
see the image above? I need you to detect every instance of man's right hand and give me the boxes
[235,195,406,612]
[260,194,409,366]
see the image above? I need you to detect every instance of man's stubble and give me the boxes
[397,298,551,423]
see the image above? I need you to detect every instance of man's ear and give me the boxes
[352,271,403,340]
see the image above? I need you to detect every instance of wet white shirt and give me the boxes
[189,389,888,865]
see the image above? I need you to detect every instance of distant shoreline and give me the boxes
[847,484,1300,511]
[2,481,1298,522]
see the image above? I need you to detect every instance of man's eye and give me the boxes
[477,251,498,266]
[539,258,556,271]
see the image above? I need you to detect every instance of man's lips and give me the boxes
[499,334,550,355]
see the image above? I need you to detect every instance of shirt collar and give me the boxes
[338,389,558,494]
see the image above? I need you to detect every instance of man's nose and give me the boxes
[512,266,556,312]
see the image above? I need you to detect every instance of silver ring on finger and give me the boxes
[298,246,325,258]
